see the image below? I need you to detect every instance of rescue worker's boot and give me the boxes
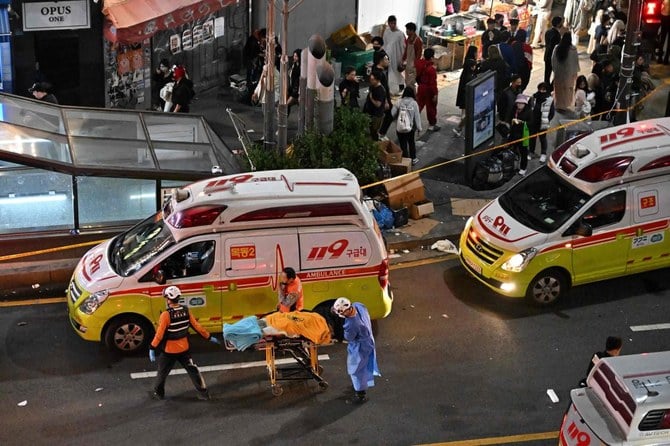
[346,390,367,404]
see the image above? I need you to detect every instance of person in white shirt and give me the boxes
[382,15,406,95]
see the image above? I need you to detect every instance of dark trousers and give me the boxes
[154,351,207,397]
[397,129,417,159]
[369,115,384,139]
[512,143,528,170]
[544,61,552,85]
[528,126,547,154]
[379,108,393,136]
[660,16,670,62]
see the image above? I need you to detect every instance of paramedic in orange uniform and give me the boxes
[149,286,220,400]
[277,267,304,312]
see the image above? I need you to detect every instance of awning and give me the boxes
[103,0,238,44]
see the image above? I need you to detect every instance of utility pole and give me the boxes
[277,0,290,152]
[263,0,276,150]
[614,0,642,125]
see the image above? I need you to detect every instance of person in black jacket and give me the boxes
[579,336,622,387]
[453,58,478,137]
[482,18,501,59]
[339,66,360,109]
[544,16,563,84]
[171,66,194,113]
[529,82,555,163]
[287,49,301,115]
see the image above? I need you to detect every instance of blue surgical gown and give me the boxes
[343,303,381,391]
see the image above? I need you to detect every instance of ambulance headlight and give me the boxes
[79,290,109,315]
[501,248,537,272]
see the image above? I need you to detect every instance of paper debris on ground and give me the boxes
[401,218,439,238]
[431,239,458,254]
[95,387,104,392]
[17,400,27,406]
[547,389,559,403]
[450,198,491,216]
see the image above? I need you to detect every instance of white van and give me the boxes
[560,351,670,445]
[460,117,670,305]
[67,169,393,353]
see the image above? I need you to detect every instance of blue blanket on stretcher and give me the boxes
[223,316,263,351]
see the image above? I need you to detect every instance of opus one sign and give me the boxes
[23,0,90,31]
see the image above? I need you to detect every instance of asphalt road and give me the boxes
[1,258,670,446]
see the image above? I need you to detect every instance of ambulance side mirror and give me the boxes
[154,269,167,285]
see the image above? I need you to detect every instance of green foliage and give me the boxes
[245,107,379,185]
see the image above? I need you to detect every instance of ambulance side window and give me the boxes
[580,191,626,229]
[140,240,216,282]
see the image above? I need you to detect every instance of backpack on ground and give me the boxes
[396,103,413,133]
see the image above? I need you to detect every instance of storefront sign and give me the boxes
[23,1,90,31]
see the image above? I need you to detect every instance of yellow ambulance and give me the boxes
[460,118,670,305]
[67,169,393,353]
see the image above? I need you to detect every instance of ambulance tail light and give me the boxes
[575,156,633,182]
[167,205,227,228]
[378,258,389,289]
[551,132,589,164]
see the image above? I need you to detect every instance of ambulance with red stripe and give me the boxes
[559,351,670,446]
[67,169,392,353]
[459,118,670,305]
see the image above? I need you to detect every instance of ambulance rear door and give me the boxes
[627,179,670,274]
[222,230,299,320]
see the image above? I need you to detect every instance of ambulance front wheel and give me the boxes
[525,269,569,306]
[104,315,154,355]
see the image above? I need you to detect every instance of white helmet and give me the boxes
[163,286,182,301]
[332,297,352,318]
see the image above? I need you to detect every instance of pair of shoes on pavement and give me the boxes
[427,125,440,132]
[452,128,462,137]
[412,158,419,165]
[518,169,526,176]
[378,134,390,142]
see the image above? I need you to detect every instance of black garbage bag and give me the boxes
[494,148,520,181]
[472,156,504,190]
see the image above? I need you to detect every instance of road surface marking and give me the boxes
[417,430,559,446]
[131,354,330,379]
[630,323,670,332]
[0,297,67,307]
[390,255,454,271]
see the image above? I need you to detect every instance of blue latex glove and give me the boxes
[210,336,221,345]
[149,349,156,363]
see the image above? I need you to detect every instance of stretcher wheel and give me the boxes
[318,381,329,390]
[271,385,284,396]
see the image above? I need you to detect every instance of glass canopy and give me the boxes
[0,92,240,179]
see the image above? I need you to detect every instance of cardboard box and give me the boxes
[409,200,435,220]
[383,173,425,210]
[352,34,368,50]
[389,157,412,176]
[377,140,403,164]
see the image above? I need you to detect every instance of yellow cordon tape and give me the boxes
[361,78,669,191]
[0,239,108,262]
[3,80,667,263]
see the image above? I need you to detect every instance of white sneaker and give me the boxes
[427,126,435,132]
[527,154,532,161]
[379,135,389,141]
[412,158,419,165]
[452,128,462,137]
[539,154,546,163]
[518,169,526,176]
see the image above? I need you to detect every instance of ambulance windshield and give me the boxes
[110,212,175,277]
[499,166,590,233]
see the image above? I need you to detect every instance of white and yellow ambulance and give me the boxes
[560,351,670,446]
[67,169,393,353]
[460,117,670,305]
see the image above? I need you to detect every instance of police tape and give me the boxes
[0,239,108,262]
[361,79,668,191]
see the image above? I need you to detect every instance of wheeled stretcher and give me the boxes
[222,311,332,396]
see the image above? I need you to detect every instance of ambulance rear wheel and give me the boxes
[525,269,569,306]
[271,385,284,396]
[104,315,154,355]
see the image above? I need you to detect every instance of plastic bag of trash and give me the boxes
[430,239,458,254]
